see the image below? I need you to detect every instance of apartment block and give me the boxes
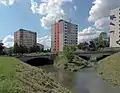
[110,7,120,47]
[37,43,44,50]
[14,29,37,48]
[51,20,78,52]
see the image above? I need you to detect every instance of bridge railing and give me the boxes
[74,50,120,54]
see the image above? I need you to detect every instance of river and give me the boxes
[40,65,120,93]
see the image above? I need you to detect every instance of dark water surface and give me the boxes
[40,65,120,93]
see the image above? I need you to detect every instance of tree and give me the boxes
[14,43,28,54]
[78,42,89,51]
[63,45,76,62]
[89,40,96,51]
[13,43,20,53]
[43,49,51,53]
[89,32,109,51]
[99,32,107,40]
[99,32,108,49]
[19,45,28,54]
[0,42,5,55]
[78,32,109,51]
[7,47,14,55]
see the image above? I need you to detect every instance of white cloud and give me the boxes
[73,6,77,11]
[0,0,16,5]
[30,0,72,29]
[2,35,14,48]
[78,27,102,43]
[88,0,120,29]
[2,34,51,49]
[37,35,51,49]
[94,17,110,29]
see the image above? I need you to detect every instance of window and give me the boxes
[65,36,67,38]
[65,27,67,29]
[64,39,67,41]
[65,33,67,35]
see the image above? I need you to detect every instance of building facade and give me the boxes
[110,7,120,47]
[37,43,44,51]
[14,29,37,48]
[51,20,78,52]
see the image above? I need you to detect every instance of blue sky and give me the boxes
[1,0,119,49]
[0,0,93,37]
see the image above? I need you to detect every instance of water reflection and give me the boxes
[39,65,120,93]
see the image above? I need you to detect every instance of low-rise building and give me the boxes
[37,43,44,51]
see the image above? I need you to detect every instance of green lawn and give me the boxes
[97,52,120,88]
[0,56,23,93]
[0,57,18,75]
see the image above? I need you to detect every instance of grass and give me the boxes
[0,57,23,93]
[0,57,18,75]
[54,53,88,72]
[97,52,120,88]
[0,56,71,93]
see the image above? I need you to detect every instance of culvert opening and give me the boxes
[96,55,110,62]
[26,58,53,66]
[79,56,90,61]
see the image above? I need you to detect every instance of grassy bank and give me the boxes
[54,53,88,72]
[97,52,120,88]
[0,57,22,93]
[0,56,71,93]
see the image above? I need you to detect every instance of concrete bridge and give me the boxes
[17,54,55,66]
[74,50,120,61]
[17,49,120,66]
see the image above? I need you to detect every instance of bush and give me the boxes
[63,45,76,63]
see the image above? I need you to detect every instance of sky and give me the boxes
[1,0,120,49]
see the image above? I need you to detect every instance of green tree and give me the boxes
[8,47,14,55]
[78,42,89,51]
[89,32,108,51]
[13,43,19,53]
[63,45,76,63]
[99,32,108,49]
[89,40,96,51]
[19,45,28,54]
[99,32,107,40]
[0,42,5,55]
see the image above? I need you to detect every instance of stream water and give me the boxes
[40,65,120,93]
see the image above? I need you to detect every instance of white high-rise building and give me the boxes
[51,20,78,52]
[110,7,120,47]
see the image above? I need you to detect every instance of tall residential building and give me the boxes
[51,20,78,52]
[14,29,37,48]
[110,7,120,47]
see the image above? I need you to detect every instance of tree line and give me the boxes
[78,32,109,51]
[13,43,42,54]
[63,32,110,63]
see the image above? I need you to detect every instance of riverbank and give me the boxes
[0,56,71,93]
[54,53,88,72]
[97,52,120,88]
